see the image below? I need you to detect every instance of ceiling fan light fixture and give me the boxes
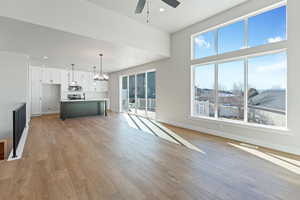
[135,0,180,14]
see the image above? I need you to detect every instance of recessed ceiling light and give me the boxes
[43,56,48,60]
[159,8,165,12]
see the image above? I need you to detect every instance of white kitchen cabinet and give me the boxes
[52,69,61,84]
[60,69,70,92]
[31,66,42,116]
[86,72,96,92]
[30,66,109,117]
[42,68,61,84]
[94,81,108,92]
[68,70,78,84]
[77,71,88,91]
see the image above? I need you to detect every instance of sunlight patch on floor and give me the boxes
[151,119,205,153]
[228,143,300,175]
[124,114,138,129]
[268,153,300,167]
[130,115,154,135]
[124,113,205,154]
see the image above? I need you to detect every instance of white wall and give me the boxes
[0,51,29,139]
[109,0,300,155]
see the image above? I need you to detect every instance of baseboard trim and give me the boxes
[158,119,300,156]
[42,111,59,115]
[8,124,29,161]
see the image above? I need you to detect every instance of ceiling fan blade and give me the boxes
[135,0,146,14]
[161,0,181,8]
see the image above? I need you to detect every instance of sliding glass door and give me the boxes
[147,71,156,119]
[128,75,136,114]
[121,76,129,112]
[121,70,156,118]
[137,73,146,116]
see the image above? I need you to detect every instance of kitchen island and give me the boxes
[60,99,108,120]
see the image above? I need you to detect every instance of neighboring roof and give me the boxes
[248,89,286,111]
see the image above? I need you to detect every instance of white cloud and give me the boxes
[267,36,283,43]
[194,36,211,48]
[256,62,286,72]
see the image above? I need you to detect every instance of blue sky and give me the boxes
[195,52,287,91]
[194,6,286,91]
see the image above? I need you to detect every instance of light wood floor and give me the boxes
[0,113,300,200]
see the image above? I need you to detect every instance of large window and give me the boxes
[192,5,286,59]
[218,60,244,121]
[192,52,287,127]
[218,21,245,54]
[193,30,216,59]
[191,4,287,128]
[193,64,215,117]
[248,6,286,47]
[248,52,287,127]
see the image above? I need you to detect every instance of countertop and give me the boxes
[61,98,109,102]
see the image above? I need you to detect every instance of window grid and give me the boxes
[192,4,286,60]
[244,58,248,122]
[192,50,287,128]
[244,18,249,49]
[191,4,287,128]
[214,63,218,119]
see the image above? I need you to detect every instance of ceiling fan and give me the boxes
[135,0,181,14]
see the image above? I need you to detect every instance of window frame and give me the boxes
[191,1,287,61]
[191,49,288,130]
[119,69,156,115]
[193,29,217,60]
[190,2,288,130]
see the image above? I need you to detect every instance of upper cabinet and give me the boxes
[95,81,108,92]
[39,67,108,92]
[60,70,70,92]
[42,68,61,84]
[77,71,89,91]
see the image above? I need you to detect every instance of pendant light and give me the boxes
[94,54,108,81]
[70,64,77,86]
[93,65,100,82]
[93,65,97,78]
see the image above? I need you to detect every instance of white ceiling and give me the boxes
[87,0,249,33]
[0,0,249,73]
[0,17,165,73]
